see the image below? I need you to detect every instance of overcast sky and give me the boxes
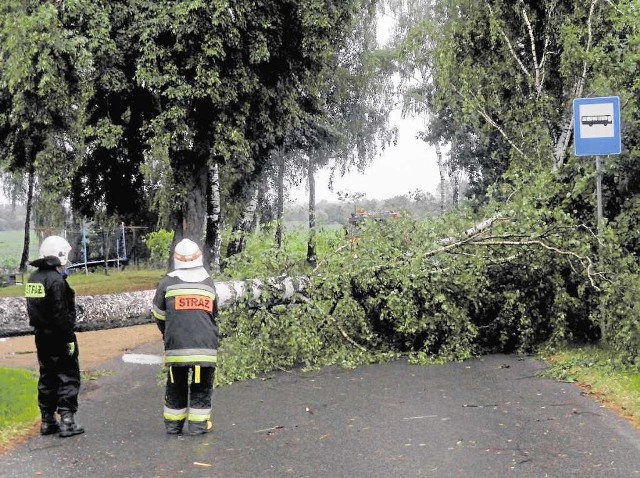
[288,109,440,204]
[288,11,441,205]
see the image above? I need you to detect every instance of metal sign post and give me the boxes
[573,96,622,343]
[595,155,603,233]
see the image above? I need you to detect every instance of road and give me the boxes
[1,341,639,477]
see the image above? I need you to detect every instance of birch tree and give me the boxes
[206,162,223,274]
[426,1,617,182]
[292,2,396,262]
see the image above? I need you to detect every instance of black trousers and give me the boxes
[164,365,214,432]
[34,330,81,415]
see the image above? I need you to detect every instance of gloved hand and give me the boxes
[67,342,75,356]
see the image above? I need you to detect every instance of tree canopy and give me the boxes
[0,0,384,249]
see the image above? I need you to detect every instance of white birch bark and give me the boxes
[307,155,317,265]
[484,0,598,169]
[0,276,311,337]
[227,183,259,256]
[207,162,223,274]
[274,150,285,249]
[435,142,446,213]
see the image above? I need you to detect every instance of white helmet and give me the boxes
[173,238,203,269]
[39,235,72,266]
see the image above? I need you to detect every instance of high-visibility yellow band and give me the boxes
[194,365,201,383]
[153,310,165,320]
[169,366,174,383]
[165,289,215,300]
[164,412,188,421]
[165,355,217,364]
[187,414,210,423]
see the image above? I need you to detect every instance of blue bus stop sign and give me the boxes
[573,96,621,156]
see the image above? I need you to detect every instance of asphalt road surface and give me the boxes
[1,341,639,478]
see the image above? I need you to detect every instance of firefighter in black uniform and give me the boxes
[152,238,218,435]
[25,235,85,438]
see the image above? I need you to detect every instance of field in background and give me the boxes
[0,228,165,297]
[0,231,37,271]
[0,269,166,298]
[0,226,337,297]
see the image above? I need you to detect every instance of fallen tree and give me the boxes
[0,276,310,338]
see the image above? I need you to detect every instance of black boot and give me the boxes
[165,420,184,435]
[59,413,85,438]
[188,420,213,436]
[40,412,60,436]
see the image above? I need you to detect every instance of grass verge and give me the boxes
[539,345,640,428]
[0,369,116,453]
[0,368,39,452]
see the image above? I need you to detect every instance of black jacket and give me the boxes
[152,274,218,367]
[25,257,76,342]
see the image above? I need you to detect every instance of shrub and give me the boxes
[143,230,174,268]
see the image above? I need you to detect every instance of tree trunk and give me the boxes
[306,155,317,266]
[227,183,259,257]
[552,1,595,170]
[0,275,312,337]
[206,161,223,275]
[167,153,209,269]
[169,153,209,266]
[552,113,575,171]
[19,168,34,272]
[450,168,460,207]
[275,151,285,249]
[435,142,446,213]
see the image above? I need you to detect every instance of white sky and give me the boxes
[288,109,440,204]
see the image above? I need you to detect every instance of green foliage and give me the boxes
[217,303,325,384]
[143,229,174,269]
[595,245,640,366]
[0,0,89,187]
[387,0,640,202]
[217,162,640,383]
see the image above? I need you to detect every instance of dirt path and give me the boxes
[0,324,161,371]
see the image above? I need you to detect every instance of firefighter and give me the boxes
[25,235,85,438]
[152,238,218,435]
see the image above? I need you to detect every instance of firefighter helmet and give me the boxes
[173,239,203,269]
[39,235,72,266]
